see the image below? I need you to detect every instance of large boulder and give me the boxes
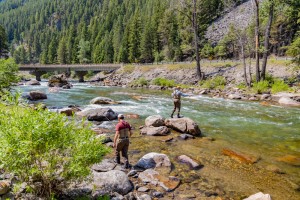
[28,90,47,101]
[145,115,165,127]
[135,153,171,170]
[25,80,41,85]
[165,117,201,136]
[140,126,170,136]
[278,96,300,107]
[138,169,180,192]
[92,159,117,172]
[90,97,120,105]
[76,108,118,121]
[48,74,72,88]
[93,170,133,195]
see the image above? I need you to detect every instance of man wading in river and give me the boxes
[113,114,133,169]
[171,86,189,118]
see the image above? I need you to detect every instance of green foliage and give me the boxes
[0,104,110,197]
[287,36,300,68]
[41,72,55,79]
[152,77,176,87]
[252,80,270,94]
[200,76,226,89]
[237,82,247,90]
[136,77,148,86]
[201,43,214,59]
[271,79,290,94]
[0,58,19,93]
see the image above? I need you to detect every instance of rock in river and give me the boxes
[76,108,118,121]
[165,117,201,136]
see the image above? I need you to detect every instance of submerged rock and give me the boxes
[138,169,180,192]
[276,155,300,166]
[222,148,260,164]
[278,96,300,107]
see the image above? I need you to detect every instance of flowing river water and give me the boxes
[17,82,300,199]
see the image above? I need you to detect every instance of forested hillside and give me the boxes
[0,0,299,64]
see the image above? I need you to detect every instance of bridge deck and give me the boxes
[19,64,122,71]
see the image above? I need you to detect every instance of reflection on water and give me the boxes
[16,82,300,179]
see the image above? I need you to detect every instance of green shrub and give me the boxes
[200,76,226,89]
[0,58,19,93]
[136,77,148,86]
[271,79,289,94]
[41,72,55,79]
[0,104,110,198]
[252,80,269,94]
[152,77,176,87]
[237,83,247,90]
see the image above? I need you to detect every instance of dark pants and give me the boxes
[115,138,129,164]
[171,99,181,116]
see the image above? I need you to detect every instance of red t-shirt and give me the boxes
[115,120,131,131]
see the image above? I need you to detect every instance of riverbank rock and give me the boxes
[145,115,165,127]
[93,170,133,195]
[165,117,201,136]
[140,126,170,136]
[138,169,180,192]
[222,148,260,164]
[177,155,202,169]
[28,90,47,100]
[278,96,300,107]
[90,97,120,105]
[25,80,41,85]
[48,74,72,88]
[135,153,171,170]
[228,93,242,100]
[0,180,10,195]
[58,106,81,116]
[243,192,271,200]
[92,159,117,172]
[76,108,118,121]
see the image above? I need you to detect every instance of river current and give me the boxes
[17,82,300,185]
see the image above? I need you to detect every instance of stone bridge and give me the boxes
[19,64,122,82]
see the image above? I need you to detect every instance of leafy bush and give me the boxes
[200,76,226,90]
[41,72,55,79]
[0,58,19,93]
[271,79,289,94]
[252,80,269,94]
[0,104,110,198]
[152,77,176,87]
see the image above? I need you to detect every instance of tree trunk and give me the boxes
[254,0,260,82]
[240,39,249,86]
[261,0,274,80]
[193,0,202,80]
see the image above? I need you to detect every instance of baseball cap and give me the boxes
[118,114,124,118]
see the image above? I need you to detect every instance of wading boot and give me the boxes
[114,157,120,164]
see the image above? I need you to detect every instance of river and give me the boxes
[17,82,300,199]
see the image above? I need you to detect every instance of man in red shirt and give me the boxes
[113,114,133,169]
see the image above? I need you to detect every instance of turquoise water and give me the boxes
[17,82,300,178]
